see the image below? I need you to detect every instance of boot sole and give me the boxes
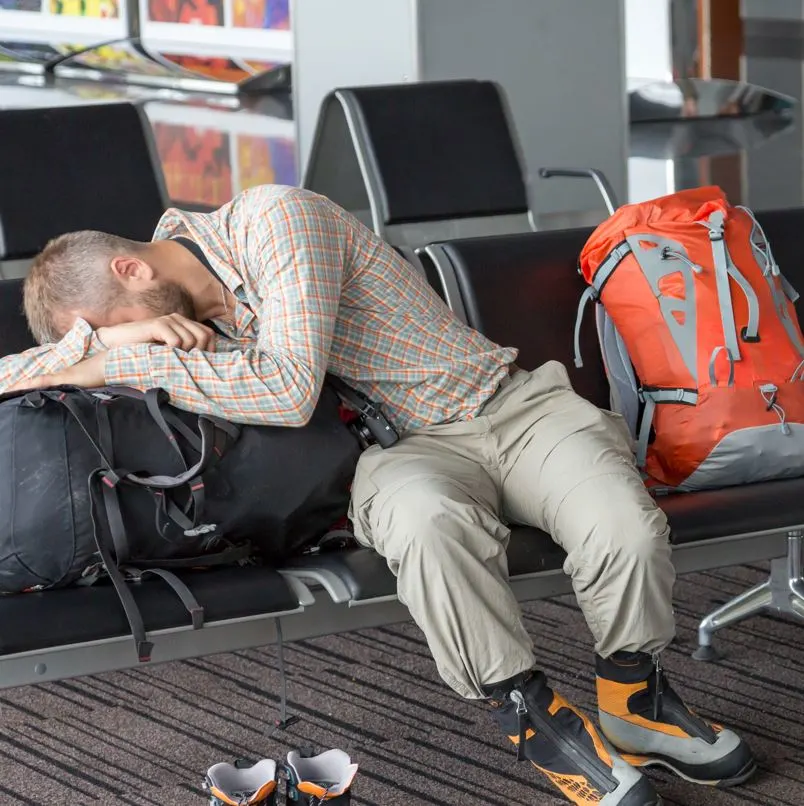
[621,754,758,788]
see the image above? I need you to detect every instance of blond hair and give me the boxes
[24,231,145,344]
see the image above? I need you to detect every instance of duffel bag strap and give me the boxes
[152,484,209,538]
[133,543,253,570]
[145,388,240,458]
[144,388,189,469]
[94,391,218,563]
[35,389,137,566]
[88,471,154,663]
[124,416,219,490]
[97,386,238,487]
[95,397,137,565]
[37,389,113,467]
[124,567,205,630]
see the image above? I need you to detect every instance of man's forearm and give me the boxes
[0,319,102,393]
[104,343,322,426]
[0,346,58,393]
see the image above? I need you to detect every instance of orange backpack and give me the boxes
[577,186,804,491]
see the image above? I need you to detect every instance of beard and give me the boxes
[136,282,196,320]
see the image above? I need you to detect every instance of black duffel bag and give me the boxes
[0,383,364,658]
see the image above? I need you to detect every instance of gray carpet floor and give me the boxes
[0,562,801,805]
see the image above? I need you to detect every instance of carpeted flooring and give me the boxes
[0,563,801,805]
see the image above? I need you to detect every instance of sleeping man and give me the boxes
[0,185,755,806]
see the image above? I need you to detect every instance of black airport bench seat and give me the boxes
[1,206,803,689]
[283,479,804,605]
[0,567,312,688]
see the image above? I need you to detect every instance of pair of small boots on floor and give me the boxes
[485,651,756,805]
[204,749,357,806]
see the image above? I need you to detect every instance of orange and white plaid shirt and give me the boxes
[0,186,517,432]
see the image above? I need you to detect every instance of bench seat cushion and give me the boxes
[0,566,299,656]
[659,476,804,545]
[3,477,803,652]
[290,477,804,602]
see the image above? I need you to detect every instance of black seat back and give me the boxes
[302,80,533,248]
[0,279,34,357]
[429,227,608,408]
[0,103,168,261]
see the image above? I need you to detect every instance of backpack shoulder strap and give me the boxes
[596,305,640,437]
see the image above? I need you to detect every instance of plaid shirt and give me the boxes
[0,186,517,432]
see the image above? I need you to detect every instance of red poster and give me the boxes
[159,53,251,82]
[153,122,233,207]
[148,0,222,25]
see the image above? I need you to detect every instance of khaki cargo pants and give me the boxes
[349,362,675,700]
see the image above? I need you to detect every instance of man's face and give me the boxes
[111,282,196,324]
[70,281,196,333]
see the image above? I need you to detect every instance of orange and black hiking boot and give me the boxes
[485,671,661,805]
[596,652,756,787]
[284,748,358,804]
[203,759,277,805]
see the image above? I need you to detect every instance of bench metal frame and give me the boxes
[694,530,804,660]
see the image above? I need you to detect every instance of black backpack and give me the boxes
[0,383,364,659]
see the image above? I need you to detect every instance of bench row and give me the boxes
[1,207,803,688]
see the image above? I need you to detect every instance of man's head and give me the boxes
[24,230,195,344]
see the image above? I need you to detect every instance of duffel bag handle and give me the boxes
[39,385,233,490]
[120,416,219,490]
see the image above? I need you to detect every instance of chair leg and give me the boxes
[693,530,804,661]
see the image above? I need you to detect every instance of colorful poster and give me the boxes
[153,122,234,207]
[0,40,67,63]
[50,0,119,16]
[147,0,222,24]
[240,58,283,73]
[146,101,296,207]
[60,40,189,76]
[158,53,250,82]
[137,0,290,58]
[237,134,295,188]
[232,0,287,30]
[0,0,127,48]
[0,0,42,10]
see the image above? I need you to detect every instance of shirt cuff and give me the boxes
[104,344,157,390]
[43,318,94,372]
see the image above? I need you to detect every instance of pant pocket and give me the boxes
[349,458,381,549]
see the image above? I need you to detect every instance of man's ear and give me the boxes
[109,255,154,288]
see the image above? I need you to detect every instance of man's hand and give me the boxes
[97,314,215,352]
[6,352,108,393]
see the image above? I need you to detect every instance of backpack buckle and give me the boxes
[705,210,725,241]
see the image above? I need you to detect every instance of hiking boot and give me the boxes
[596,652,756,787]
[485,671,661,805]
[203,759,277,805]
[284,748,358,804]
